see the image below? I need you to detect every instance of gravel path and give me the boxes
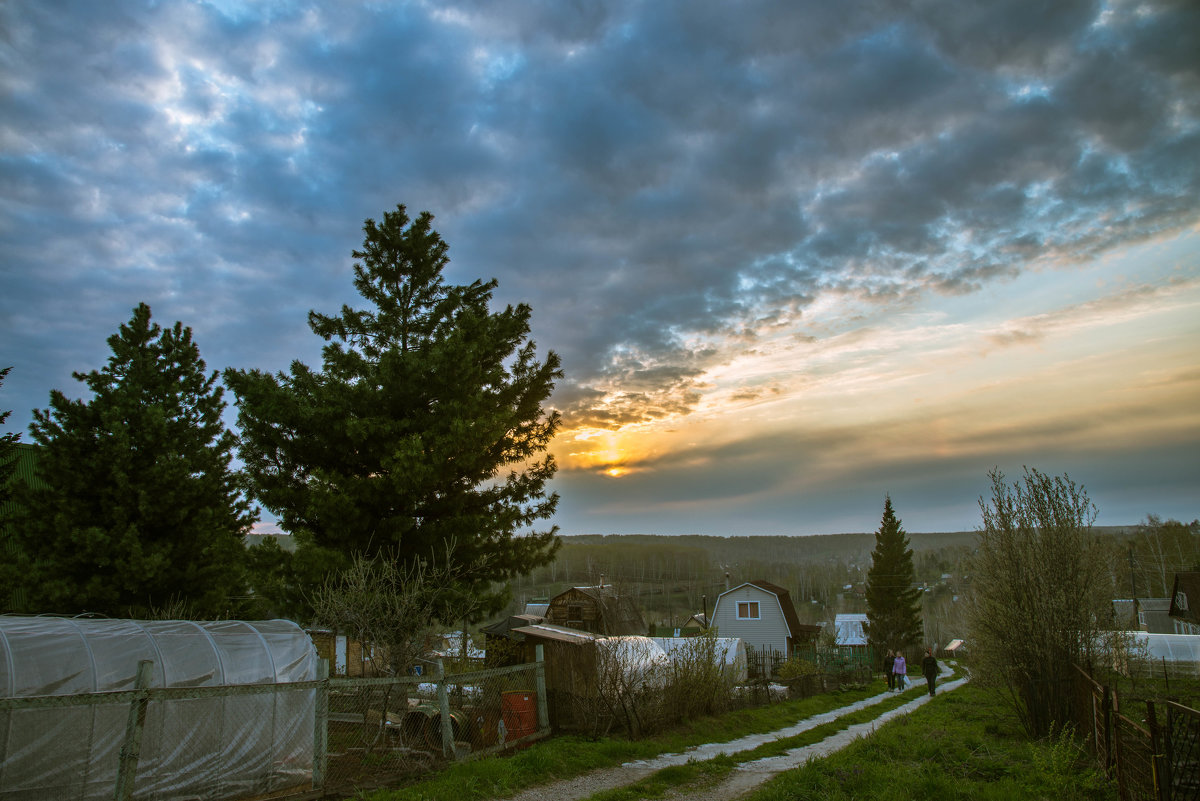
[505,665,965,801]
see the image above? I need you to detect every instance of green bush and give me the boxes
[776,659,819,680]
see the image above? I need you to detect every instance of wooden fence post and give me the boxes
[1103,684,1114,774]
[437,659,453,758]
[1146,700,1165,801]
[1162,704,1175,801]
[535,644,549,730]
[313,658,329,791]
[113,659,153,801]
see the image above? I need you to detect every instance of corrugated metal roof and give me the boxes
[511,623,603,645]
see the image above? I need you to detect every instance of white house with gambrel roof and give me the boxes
[711,580,818,656]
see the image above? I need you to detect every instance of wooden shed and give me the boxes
[544,584,646,636]
[510,623,605,730]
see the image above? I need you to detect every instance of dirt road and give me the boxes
[506,665,966,801]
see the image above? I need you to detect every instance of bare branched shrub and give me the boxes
[309,544,489,751]
[570,633,740,738]
[655,633,736,724]
[592,637,668,738]
[967,467,1113,737]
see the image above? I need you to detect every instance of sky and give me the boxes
[2,0,1198,538]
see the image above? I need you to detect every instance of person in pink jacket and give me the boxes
[892,652,907,691]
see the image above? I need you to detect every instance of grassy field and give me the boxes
[359,673,1118,801]
[744,682,1117,801]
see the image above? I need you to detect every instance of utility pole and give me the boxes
[1128,546,1138,599]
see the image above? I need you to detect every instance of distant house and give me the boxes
[544,584,646,636]
[1135,598,1174,634]
[711,580,818,656]
[1169,573,1200,635]
[681,613,708,632]
[834,613,869,646]
[431,630,486,663]
[307,629,378,677]
[1111,598,1173,633]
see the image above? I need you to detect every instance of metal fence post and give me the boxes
[535,644,549,730]
[437,659,453,758]
[113,659,153,801]
[313,658,329,791]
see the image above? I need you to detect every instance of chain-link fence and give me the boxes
[0,652,548,801]
[322,659,546,794]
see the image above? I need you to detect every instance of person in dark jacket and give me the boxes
[884,650,896,690]
[922,647,939,696]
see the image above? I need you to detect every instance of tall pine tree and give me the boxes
[11,304,256,617]
[864,495,923,654]
[226,205,562,617]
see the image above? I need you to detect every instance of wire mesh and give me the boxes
[1168,702,1200,801]
[1113,711,1158,801]
[321,663,543,795]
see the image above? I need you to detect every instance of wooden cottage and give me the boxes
[544,584,646,636]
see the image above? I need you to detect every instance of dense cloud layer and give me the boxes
[2,0,1198,532]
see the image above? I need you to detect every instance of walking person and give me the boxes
[884,650,896,690]
[892,651,907,691]
[922,647,939,697]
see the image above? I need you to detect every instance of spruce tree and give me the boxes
[11,304,256,617]
[0,367,18,498]
[0,367,26,611]
[227,205,562,617]
[864,495,924,654]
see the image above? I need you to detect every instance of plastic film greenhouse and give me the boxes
[1122,632,1200,678]
[0,616,318,801]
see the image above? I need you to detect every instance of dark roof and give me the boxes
[1170,573,1200,623]
[481,613,545,638]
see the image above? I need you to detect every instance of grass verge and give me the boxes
[744,682,1116,801]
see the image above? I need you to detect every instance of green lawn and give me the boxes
[745,683,1117,801]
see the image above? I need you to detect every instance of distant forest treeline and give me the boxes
[255,520,1194,644]
[500,524,1166,643]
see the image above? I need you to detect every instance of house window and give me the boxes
[1176,591,1189,611]
[567,604,584,629]
[737,601,760,620]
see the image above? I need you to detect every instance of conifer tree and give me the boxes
[0,367,19,508]
[0,367,25,611]
[227,205,562,617]
[864,495,924,654]
[11,304,256,617]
